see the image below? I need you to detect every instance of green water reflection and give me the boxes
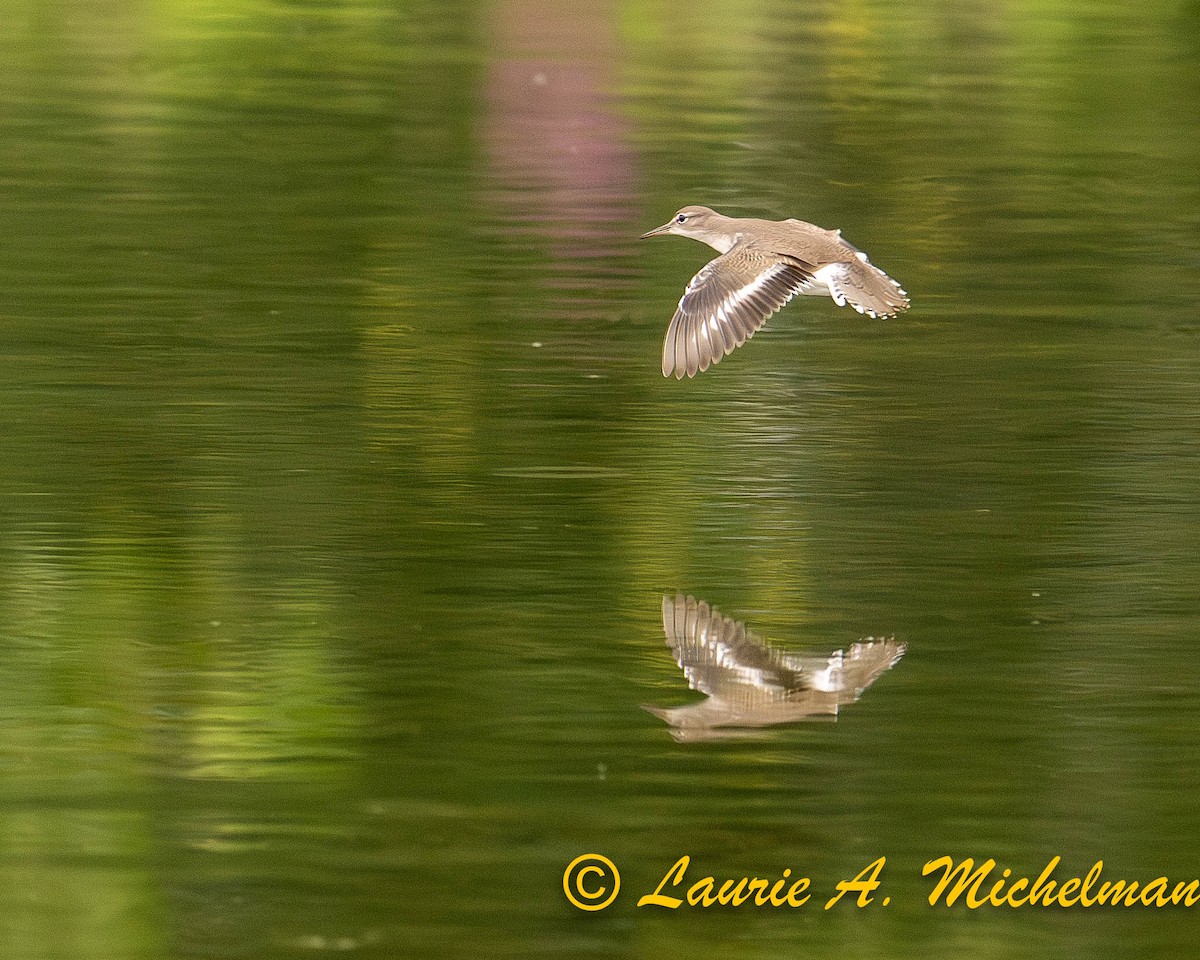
[2,0,1199,957]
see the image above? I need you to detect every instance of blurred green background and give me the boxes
[2,0,1199,957]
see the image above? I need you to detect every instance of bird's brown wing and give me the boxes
[819,258,910,319]
[662,249,814,379]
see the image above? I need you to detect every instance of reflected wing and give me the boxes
[663,250,814,379]
[658,593,801,699]
[785,638,907,702]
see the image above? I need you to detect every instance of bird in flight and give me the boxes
[641,205,910,378]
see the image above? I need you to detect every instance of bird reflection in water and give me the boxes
[644,595,905,743]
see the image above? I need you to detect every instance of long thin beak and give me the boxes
[640,221,674,239]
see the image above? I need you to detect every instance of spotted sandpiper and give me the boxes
[641,205,910,378]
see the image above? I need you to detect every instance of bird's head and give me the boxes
[640,205,723,241]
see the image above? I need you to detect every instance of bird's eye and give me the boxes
[676,214,688,223]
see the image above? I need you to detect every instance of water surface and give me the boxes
[2,1,1199,957]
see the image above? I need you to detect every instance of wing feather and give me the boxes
[816,260,909,319]
[662,251,814,379]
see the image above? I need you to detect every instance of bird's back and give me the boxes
[736,217,859,266]
[737,217,908,320]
